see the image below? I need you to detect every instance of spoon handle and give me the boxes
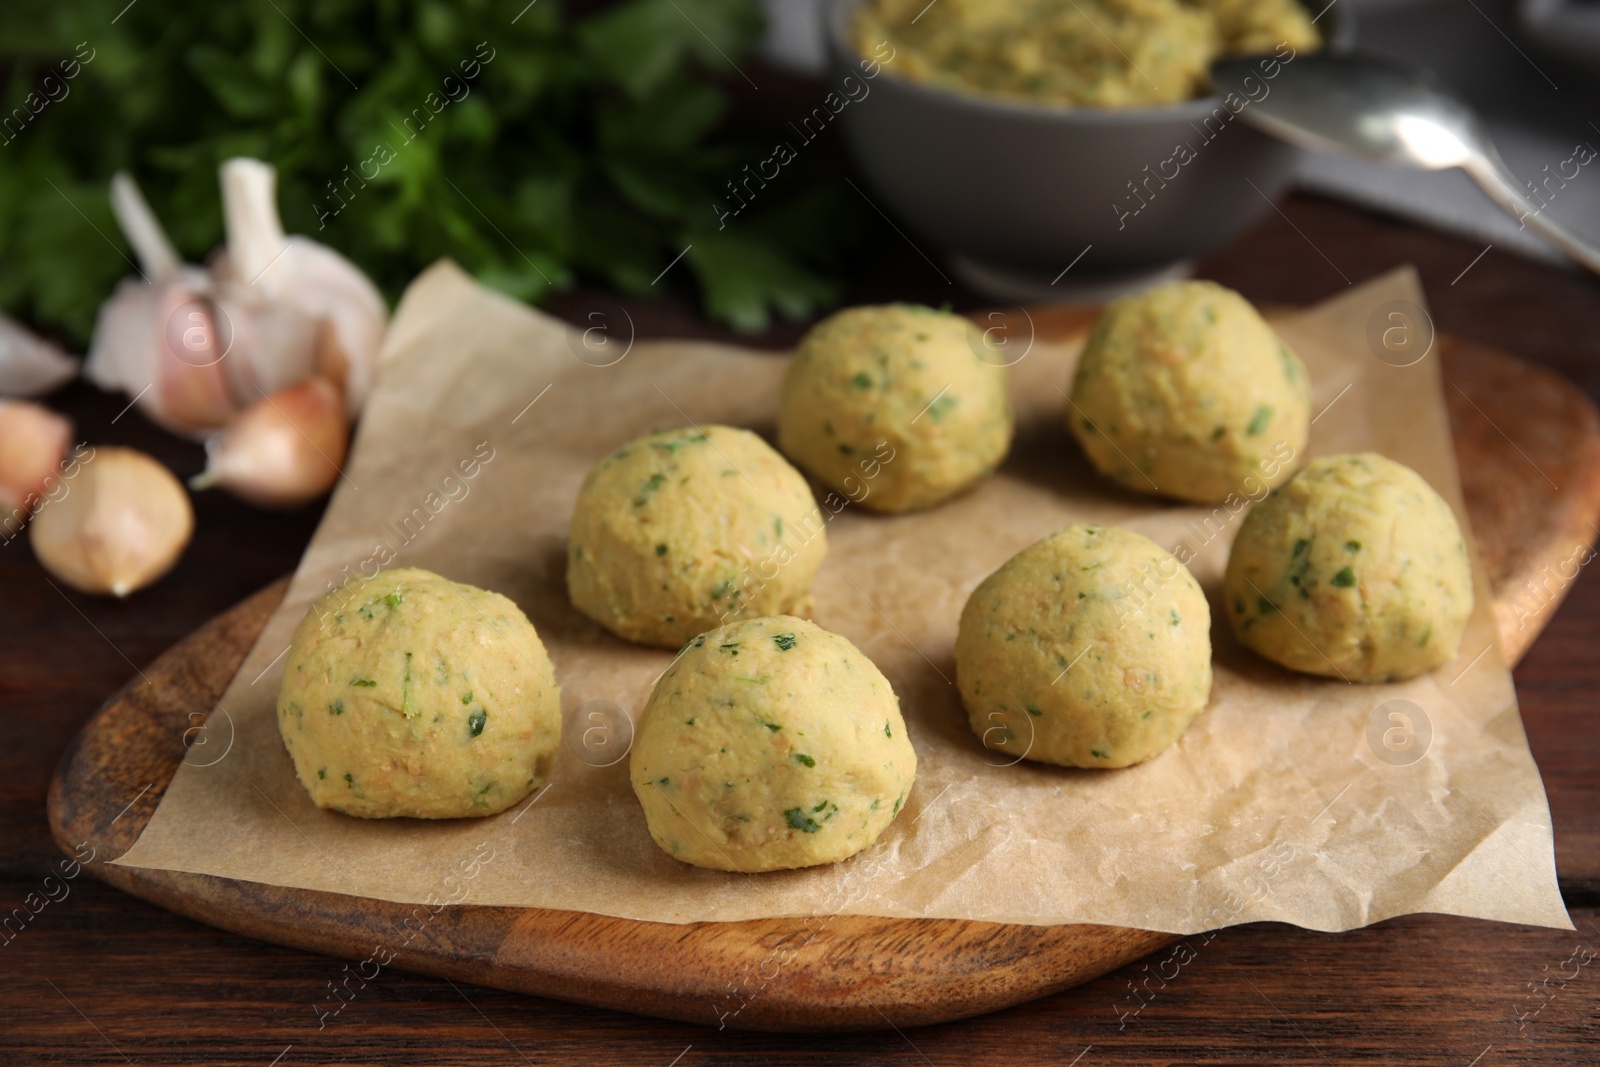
[1462,151,1600,276]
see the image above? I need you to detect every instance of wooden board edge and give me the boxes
[44,332,1600,1031]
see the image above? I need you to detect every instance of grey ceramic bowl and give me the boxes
[828,0,1352,282]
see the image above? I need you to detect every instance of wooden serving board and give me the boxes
[47,329,1600,1033]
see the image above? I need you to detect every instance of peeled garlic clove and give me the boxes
[191,377,348,508]
[218,159,387,416]
[0,314,79,398]
[30,446,193,598]
[0,399,72,513]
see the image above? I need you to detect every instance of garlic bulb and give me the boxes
[85,160,388,442]
[214,159,386,415]
[30,446,193,598]
[191,377,348,508]
[0,314,78,397]
[0,400,72,513]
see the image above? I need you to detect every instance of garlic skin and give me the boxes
[30,446,193,598]
[0,400,73,513]
[0,314,79,398]
[216,159,386,416]
[191,376,348,508]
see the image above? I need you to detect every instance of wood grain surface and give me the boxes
[43,315,1600,1032]
[5,192,1599,1063]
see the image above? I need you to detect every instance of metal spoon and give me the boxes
[1210,52,1600,275]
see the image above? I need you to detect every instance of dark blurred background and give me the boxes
[2,0,1596,351]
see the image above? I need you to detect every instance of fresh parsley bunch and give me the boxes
[0,0,861,341]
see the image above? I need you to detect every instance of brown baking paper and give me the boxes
[116,262,1571,934]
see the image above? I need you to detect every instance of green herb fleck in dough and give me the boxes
[720,642,740,654]
[884,722,892,738]
[926,392,958,423]
[1292,538,1310,557]
[852,372,872,389]
[1258,595,1277,614]
[633,472,667,507]
[468,708,487,737]
[317,768,326,780]
[838,443,855,456]
[1026,704,1043,717]
[329,700,344,716]
[402,652,420,718]
[785,807,822,833]
[812,799,828,812]
[461,691,474,705]
[711,580,733,599]
[351,677,376,688]
[1247,405,1272,435]
[892,794,904,815]
[685,718,696,726]
[655,543,668,556]
[1170,609,1180,626]
[344,773,355,787]
[1211,425,1226,441]
[385,590,402,608]
[793,753,815,767]
[1091,748,1109,759]
[1346,540,1362,552]
[773,633,797,651]
[657,777,670,787]
[1332,567,1356,587]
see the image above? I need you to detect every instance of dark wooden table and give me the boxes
[4,194,1598,1065]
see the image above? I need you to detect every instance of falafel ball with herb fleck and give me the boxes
[1068,280,1310,504]
[778,304,1014,513]
[276,567,561,819]
[1224,453,1474,682]
[955,524,1213,769]
[567,425,826,649]
[631,616,916,872]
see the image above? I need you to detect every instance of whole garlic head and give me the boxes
[30,446,193,597]
[86,160,388,446]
